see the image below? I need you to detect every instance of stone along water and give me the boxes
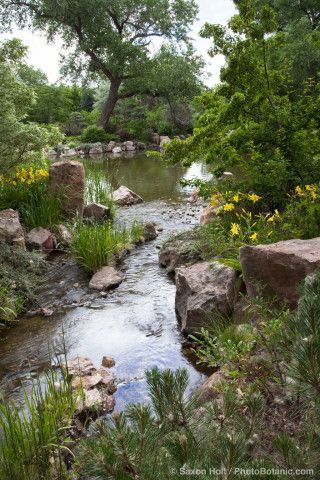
[0,154,211,408]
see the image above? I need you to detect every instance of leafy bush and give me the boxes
[71,221,144,272]
[0,244,45,322]
[81,125,108,143]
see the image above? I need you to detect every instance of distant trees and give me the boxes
[0,0,200,128]
[0,39,61,174]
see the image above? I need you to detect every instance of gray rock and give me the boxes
[112,146,122,154]
[175,261,237,333]
[83,203,109,222]
[0,209,25,249]
[89,266,123,291]
[56,224,73,245]
[143,222,158,241]
[112,186,143,206]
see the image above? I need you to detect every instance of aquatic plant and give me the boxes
[71,221,144,273]
[0,365,76,480]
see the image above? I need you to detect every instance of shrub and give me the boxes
[81,125,108,143]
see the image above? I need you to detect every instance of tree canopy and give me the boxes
[165,0,320,207]
[0,0,199,127]
[0,39,62,174]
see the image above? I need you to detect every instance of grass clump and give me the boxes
[0,365,76,480]
[0,244,46,323]
[84,161,116,221]
[0,164,65,229]
[71,221,144,273]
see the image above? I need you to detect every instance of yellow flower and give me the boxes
[306,185,316,192]
[295,186,304,196]
[248,193,262,203]
[224,203,235,212]
[232,194,239,203]
[311,191,318,201]
[249,232,258,241]
[230,223,240,236]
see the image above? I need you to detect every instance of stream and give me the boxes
[0,154,211,409]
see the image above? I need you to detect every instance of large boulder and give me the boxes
[112,146,122,154]
[26,227,57,254]
[49,160,85,217]
[112,186,143,206]
[0,209,25,249]
[89,266,123,291]
[240,237,320,307]
[175,261,237,333]
[159,229,202,273]
[122,141,136,152]
[89,143,103,155]
[83,203,109,222]
[200,204,217,225]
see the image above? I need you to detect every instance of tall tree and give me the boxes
[0,0,198,127]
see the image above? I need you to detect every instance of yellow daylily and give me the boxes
[230,223,240,236]
[249,232,258,241]
[248,193,261,203]
[295,186,304,196]
[224,203,235,212]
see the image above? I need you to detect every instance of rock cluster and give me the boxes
[68,356,116,416]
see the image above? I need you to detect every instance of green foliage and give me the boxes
[74,367,266,480]
[0,244,45,322]
[285,271,320,398]
[80,125,109,143]
[71,221,144,273]
[165,0,320,208]
[0,364,76,480]
[84,162,115,219]
[0,0,200,127]
[0,168,65,229]
[0,39,55,174]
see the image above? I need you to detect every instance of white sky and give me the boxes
[0,0,236,86]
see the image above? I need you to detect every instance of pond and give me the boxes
[0,153,212,409]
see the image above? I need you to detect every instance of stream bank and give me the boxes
[0,157,211,408]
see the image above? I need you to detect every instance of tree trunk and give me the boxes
[97,78,121,128]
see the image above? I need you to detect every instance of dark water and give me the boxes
[0,154,212,409]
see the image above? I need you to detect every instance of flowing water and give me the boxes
[0,154,212,409]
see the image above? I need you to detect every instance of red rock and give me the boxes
[101,355,116,368]
[49,160,85,217]
[240,237,320,307]
[26,227,56,253]
[83,203,109,221]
